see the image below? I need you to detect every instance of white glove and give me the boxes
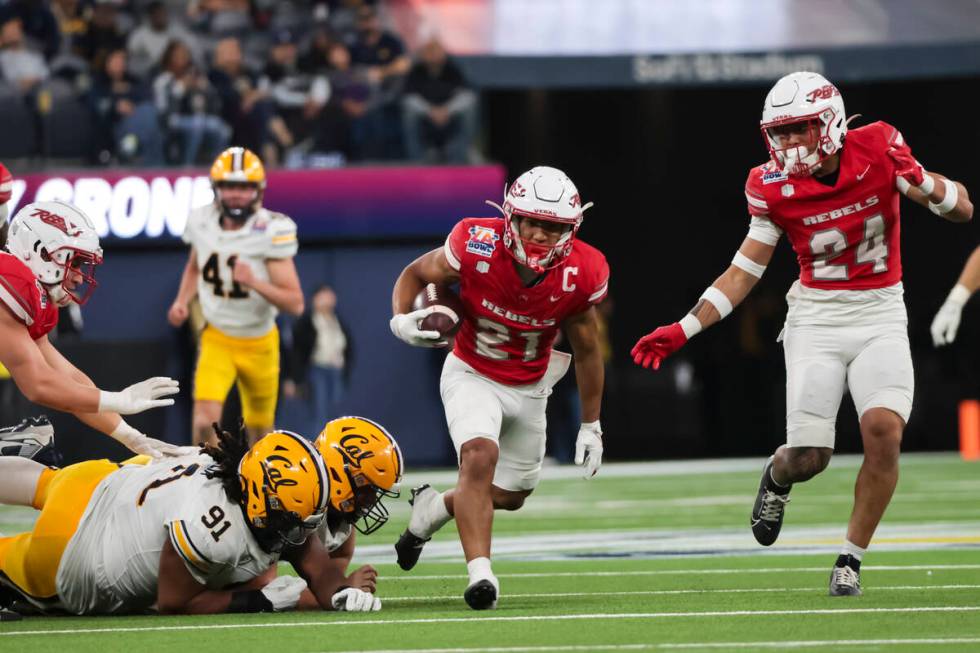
[389,307,446,348]
[99,377,180,415]
[331,587,382,612]
[110,420,199,459]
[931,284,971,347]
[574,420,603,479]
[260,575,308,612]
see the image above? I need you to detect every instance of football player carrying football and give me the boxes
[930,244,979,346]
[0,425,381,616]
[631,72,973,596]
[168,147,304,446]
[389,166,609,609]
[0,199,188,459]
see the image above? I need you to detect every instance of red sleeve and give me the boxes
[744,168,770,218]
[0,162,12,205]
[586,254,610,306]
[443,220,469,271]
[0,259,39,327]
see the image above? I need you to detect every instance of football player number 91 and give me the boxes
[810,214,888,281]
[475,318,542,362]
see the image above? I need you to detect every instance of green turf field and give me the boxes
[3,453,979,652]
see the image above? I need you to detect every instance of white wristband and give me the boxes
[679,314,703,339]
[928,178,958,215]
[98,390,120,414]
[732,251,767,278]
[948,283,971,306]
[700,286,733,319]
[916,173,935,196]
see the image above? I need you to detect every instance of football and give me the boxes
[412,283,465,339]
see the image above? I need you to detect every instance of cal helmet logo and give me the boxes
[466,225,499,258]
[805,84,840,103]
[32,208,82,237]
[338,433,375,468]
[262,455,299,490]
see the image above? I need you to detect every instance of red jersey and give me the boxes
[0,162,12,204]
[0,253,59,340]
[745,121,909,291]
[444,217,609,386]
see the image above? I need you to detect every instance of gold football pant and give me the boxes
[194,325,280,428]
[0,460,118,599]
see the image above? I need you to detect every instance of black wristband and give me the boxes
[228,589,274,613]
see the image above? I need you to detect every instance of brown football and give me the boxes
[412,283,465,339]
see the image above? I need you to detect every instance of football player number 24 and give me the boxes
[475,317,541,361]
[809,214,888,281]
[202,253,250,299]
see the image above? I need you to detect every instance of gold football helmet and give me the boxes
[210,146,266,222]
[315,416,403,535]
[238,430,328,552]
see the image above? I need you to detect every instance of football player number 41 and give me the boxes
[810,214,888,281]
[475,318,542,361]
[202,253,250,299]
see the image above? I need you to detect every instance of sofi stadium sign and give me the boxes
[8,166,506,242]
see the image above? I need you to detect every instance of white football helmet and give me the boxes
[760,71,847,177]
[5,200,103,306]
[487,166,592,273]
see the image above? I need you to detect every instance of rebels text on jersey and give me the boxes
[444,218,609,386]
[745,121,912,291]
[0,252,59,340]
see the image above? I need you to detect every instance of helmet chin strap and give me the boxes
[44,283,72,307]
[782,146,820,177]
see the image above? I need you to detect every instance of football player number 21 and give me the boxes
[809,214,888,280]
[202,253,250,298]
[475,318,541,361]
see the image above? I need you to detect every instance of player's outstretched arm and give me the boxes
[890,149,973,223]
[565,307,605,478]
[931,244,980,346]
[283,534,381,611]
[390,247,461,347]
[632,236,775,370]
[168,248,199,327]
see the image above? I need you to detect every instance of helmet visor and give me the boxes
[341,470,399,535]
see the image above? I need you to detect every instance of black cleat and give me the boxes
[394,485,438,571]
[463,578,498,610]
[750,455,791,546]
[0,416,60,467]
[829,562,862,596]
[0,608,22,622]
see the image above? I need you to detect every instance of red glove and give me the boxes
[887,146,925,187]
[631,323,688,370]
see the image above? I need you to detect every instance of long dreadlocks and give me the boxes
[201,420,249,505]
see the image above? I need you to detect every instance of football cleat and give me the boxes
[394,485,439,571]
[463,577,498,610]
[0,416,60,467]
[829,563,862,596]
[750,455,791,546]
[0,608,22,622]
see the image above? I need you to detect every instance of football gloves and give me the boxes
[389,308,446,348]
[261,575,308,612]
[931,284,971,347]
[331,587,382,612]
[110,420,198,459]
[631,322,688,370]
[575,420,603,479]
[99,377,180,415]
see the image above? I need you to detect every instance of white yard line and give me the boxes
[3,606,979,637]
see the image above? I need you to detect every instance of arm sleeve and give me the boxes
[443,220,468,271]
[747,216,783,246]
[0,267,38,326]
[0,163,12,204]
[744,173,770,218]
[266,216,299,259]
[588,256,610,305]
[166,519,225,585]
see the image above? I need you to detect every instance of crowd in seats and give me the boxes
[0,0,479,167]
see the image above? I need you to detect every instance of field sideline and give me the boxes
[2,453,978,652]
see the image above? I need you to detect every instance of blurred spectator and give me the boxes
[0,17,48,95]
[186,0,252,37]
[153,39,229,165]
[263,29,329,148]
[0,0,60,61]
[50,0,88,47]
[305,40,374,160]
[286,285,350,434]
[298,25,335,75]
[73,0,126,68]
[88,47,164,165]
[347,4,409,159]
[209,36,290,165]
[322,0,374,42]
[127,1,201,79]
[402,36,477,163]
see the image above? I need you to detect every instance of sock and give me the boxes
[467,556,494,586]
[767,467,791,493]
[432,492,452,529]
[0,457,48,508]
[413,490,453,539]
[837,540,866,570]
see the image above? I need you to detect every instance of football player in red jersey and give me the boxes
[0,199,192,460]
[632,72,973,596]
[389,166,609,609]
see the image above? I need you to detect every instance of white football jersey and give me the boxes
[316,516,353,553]
[56,455,279,615]
[182,204,299,338]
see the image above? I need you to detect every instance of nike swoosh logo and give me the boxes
[856,164,871,180]
[549,295,562,302]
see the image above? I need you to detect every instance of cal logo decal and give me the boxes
[466,226,499,258]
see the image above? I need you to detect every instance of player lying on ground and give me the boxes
[168,147,304,447]
[389,166,609,609]
[931,244,980,347]
[631,71,972,596]
[0,200,189,458]
[0,425,379,616]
